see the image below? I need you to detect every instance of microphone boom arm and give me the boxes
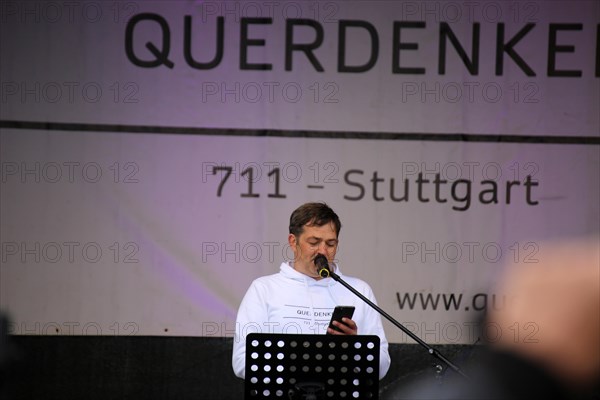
[328,269,469,379]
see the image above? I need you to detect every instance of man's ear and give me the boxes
[288,233,297,248]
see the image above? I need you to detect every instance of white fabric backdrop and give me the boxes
[1,1,598,343]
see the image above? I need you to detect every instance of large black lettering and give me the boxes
[338,20,379,73]
[439,22,480,75]
[344,170,364,201]
[125,13,174,68]
[523,175,539,205]
[479,180,498,204]
[184,16,224,69]
[285,19,324,72]
[371,171,384,201]
[548,23,583,77]
[392,21,426,74]
[451,179,471,211]
[596,24,600,77]
[496,23,535,76]
[240,18,273,70]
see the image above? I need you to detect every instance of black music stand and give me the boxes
[244,333,380,399]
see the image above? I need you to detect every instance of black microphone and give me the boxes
[314,254,330,278]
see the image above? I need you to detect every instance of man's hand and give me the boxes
[327,317,358,335]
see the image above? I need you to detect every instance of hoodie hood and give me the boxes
[279,261,343,287]
[279,261,343,327]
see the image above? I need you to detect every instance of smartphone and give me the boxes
[327,306,355,334]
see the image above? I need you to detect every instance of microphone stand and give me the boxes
[326,268,469,380]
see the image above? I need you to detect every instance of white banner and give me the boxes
[1,1,599,343]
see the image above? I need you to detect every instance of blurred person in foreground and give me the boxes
[391,237,599,400]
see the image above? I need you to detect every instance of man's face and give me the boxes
[288,222,338,279]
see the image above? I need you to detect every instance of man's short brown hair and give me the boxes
[289,202,342,237]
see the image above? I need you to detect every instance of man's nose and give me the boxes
[318,242,328,253]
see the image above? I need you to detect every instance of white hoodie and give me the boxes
[232,262,391,379]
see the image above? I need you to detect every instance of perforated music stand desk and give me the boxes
[244,333,379,399]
